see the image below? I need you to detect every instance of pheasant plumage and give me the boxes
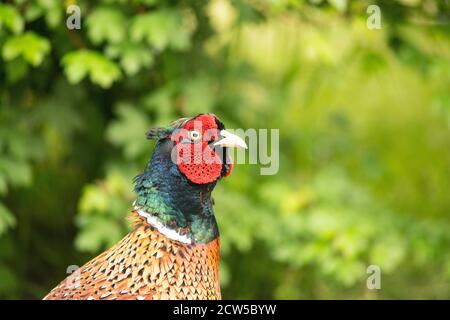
[44,212,221,300]
[44,114,247,300]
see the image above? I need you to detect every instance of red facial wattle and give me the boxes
[176,143,223,184]
[172,114,225,184]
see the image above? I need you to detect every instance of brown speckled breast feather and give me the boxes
[44,213,221,300]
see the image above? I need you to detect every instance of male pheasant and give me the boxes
[44,114,247,300]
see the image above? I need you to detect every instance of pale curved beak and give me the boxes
[213,130,248,149]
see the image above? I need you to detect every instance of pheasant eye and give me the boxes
[189,130,201,141]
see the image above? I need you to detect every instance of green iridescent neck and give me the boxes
[133,139,219,243]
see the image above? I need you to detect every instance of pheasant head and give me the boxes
[134,114,247,244]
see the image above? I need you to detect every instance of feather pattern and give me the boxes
[43,212,221,300]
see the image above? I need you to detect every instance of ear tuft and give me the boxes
[146,117,194,140]
[146,128,168,140]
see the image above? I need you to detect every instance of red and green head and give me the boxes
[146,114,247,185]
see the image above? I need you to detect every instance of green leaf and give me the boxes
[0,4,24,34]
[0,203,16,236]
[74,216,123,253]
[62,50,122,88]
[120,47,154,75]
[370,236,407,273]
[0,157,32,187]
[86,7,126,45]
[106,104,151,159]
[106,42,154,76]
[130,9,192,51]
[45,4,62,28]
[24,4,44,22]
[78,185,110,215]
[327,0,347,12]
[2,32,51,66]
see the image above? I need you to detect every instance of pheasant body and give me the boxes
[44,114,247,300]
[44,212,220,300]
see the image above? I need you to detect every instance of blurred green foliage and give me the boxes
[0,0,449,299]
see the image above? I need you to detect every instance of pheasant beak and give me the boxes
[213,130,248,149]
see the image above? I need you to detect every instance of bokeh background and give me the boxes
[0,0,449,299]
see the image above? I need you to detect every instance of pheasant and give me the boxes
[44,114,247,300]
